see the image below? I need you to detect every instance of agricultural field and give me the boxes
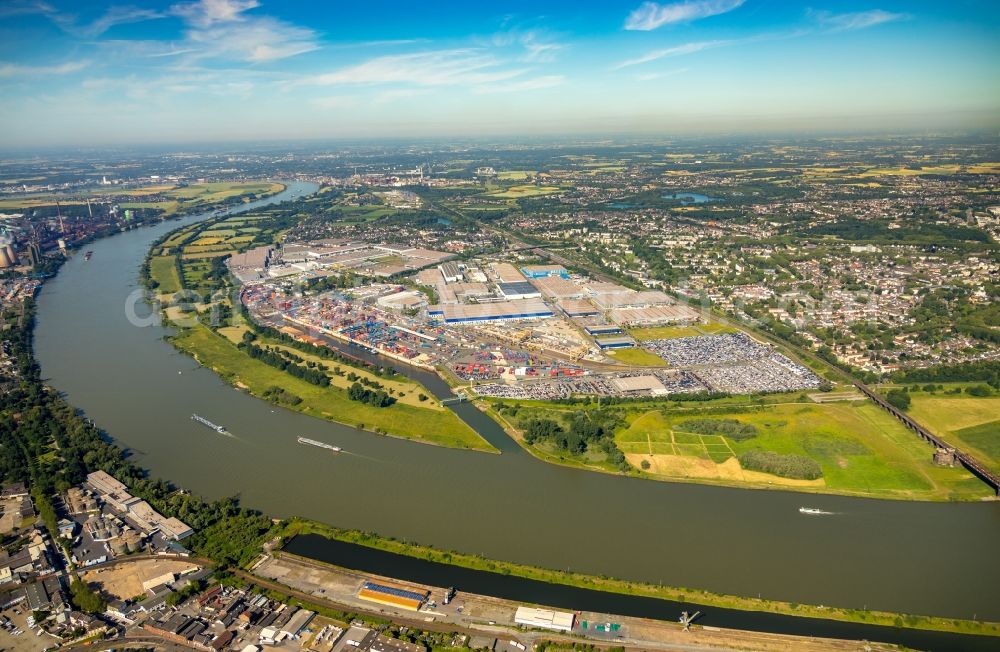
[906,388,1000,476]
[613,400,988,499]
[172,324,493,451]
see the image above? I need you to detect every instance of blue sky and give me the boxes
[1,0,998,146]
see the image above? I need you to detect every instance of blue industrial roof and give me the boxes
[498,281,539,296]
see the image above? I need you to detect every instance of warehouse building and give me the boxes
[595,336,636,349]
[497,281,542,300]
[608,304,700,327]
[529,276,585,299]
[492,263,527,283]
[434,299,553,324]
[376,290,427,312]
[358,582,428,611]
[610,375,669,396]
[558,299,599,317]
[591,290,673,310]
[514,606,574,633]
[521,264,569,279]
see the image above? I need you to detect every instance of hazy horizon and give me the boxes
[2,0,998,147]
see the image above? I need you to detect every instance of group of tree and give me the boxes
[738,450,823,480]
[69,578,107,614]
[237,340,330,386]
[680,418,758,442]
[892,360,999,389]
[885,388,912,411]
[347,382,395,407]
[520,410,630,472]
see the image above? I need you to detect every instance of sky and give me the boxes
[1,0,998,147]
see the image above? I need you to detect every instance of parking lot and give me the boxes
[0,606,59,652]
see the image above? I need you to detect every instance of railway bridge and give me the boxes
[853,382,1000,495]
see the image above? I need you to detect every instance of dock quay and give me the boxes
[252,552,906,652]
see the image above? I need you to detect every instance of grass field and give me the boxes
[496,170,536,180]
[906,390,1000,475]
[613,401,988,499]
[172,324,494,452]
[148,255,182,294]
[487,184,563,198]
[606,347,669,366]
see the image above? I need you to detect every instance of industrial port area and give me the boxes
[232,238,822,401]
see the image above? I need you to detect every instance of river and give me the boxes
[33,180,1000,622]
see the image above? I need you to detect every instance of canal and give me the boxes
[33,181,1000,623]
[284,533,999,652]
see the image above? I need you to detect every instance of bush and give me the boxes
[681,418,758,442]
[966,384,993,397]
[738,450,822,480]
[886,388,911,410]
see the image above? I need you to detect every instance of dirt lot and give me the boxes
[82,559,200,600]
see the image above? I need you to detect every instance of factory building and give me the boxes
[513,606,574,632]
[438,261,463,283]
[497,281,542,300]
[358,581,428,611]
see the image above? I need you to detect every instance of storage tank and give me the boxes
[109,537,128,555]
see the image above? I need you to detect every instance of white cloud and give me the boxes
[473,75,565,94]
[625,0,745,31]
[75,6,165,37]
[810,9,909,32]
[309,50,525,87]
[0,60,89,78]
[615,40,733,68]
[171,0,260,28]
[186,19,318,62]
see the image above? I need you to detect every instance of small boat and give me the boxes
[298,436,341,453]
[191,414,229,435]
[799,507,833,515]
[84,251,93,261]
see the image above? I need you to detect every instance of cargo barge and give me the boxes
[191,414,229,435]
[298,436,341,453]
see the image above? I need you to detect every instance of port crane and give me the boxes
[679,610,701,631]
